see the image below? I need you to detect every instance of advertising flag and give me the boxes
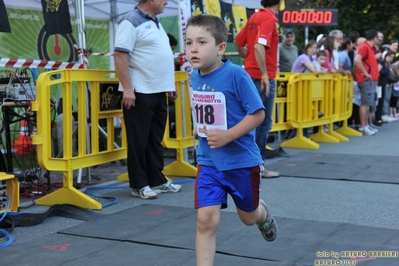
[190,0,204,17]
[0,0,11,33]
[232,4,247,35]
[220,2,234,42]
[204,0,221,18]
[41,0,72,35]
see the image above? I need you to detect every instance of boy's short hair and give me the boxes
[187,14,228,45]
[316,50,327,58]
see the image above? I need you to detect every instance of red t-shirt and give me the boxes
[234,8,279,80]
[355,42,379,82]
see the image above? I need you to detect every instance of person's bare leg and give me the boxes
[236,202,266,226]
[359,105,368,128]
[196,205,221,266]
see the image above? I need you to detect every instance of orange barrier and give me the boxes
[13,120,33,155]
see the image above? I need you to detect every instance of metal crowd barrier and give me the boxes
[31,70,361,209]
[280,73,361,150]
[32,69,126,209]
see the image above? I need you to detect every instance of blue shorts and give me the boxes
[194,165,262,212]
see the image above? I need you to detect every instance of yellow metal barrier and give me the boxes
[162,71,197,177]
[117,71,197,181]
[281,73,340,149]
[32,69,126,209]
[279,73,361,149]
[334,75,362,137]
[271,72,294,133]
[0,172,20,213]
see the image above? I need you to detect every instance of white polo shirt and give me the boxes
[114,5,175,94]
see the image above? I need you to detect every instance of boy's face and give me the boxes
[317,55,327,65]
[185,25,226,75]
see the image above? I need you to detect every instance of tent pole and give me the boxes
[109,0,117,70]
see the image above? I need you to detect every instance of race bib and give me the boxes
[191,91,227,138]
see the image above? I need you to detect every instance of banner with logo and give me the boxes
[0,8,109,69]
[41,0,72,35]
[232,4,247,36]
[190,0,204,17]
[219,2,234,42]
[204,0,221,17]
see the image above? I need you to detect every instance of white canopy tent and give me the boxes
[6,1,266,76]
[4,0,263,65]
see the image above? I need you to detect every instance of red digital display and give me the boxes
[278,9,338,26]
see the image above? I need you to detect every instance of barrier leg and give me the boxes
[162,148,197,177]
[36,171,102,210]
[326,130,348,142]
[280,128,320,149]
[335,121,362,137]
[310,125,340,143]
[117,172,129,182]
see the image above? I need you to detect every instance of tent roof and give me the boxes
[4,0,262,20]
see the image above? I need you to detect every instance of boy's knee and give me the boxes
[197,212,219,233]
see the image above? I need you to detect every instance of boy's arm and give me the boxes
[205,109,265,149]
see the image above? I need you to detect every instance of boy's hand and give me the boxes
[205,129,231,149]
[193,127,198,139]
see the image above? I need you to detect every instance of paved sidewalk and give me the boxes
[2,121,399,265]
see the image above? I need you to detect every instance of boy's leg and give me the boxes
[236,200,278,242]
[226,165,278,242]
[236,203,265,225]
[196,205,221,266]
[195,165,227,266]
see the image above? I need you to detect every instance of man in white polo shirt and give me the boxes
[114,0,181,199]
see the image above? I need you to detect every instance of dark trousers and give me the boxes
[123,92,168,189]
[375,85,386,121]
[348,104,360,125]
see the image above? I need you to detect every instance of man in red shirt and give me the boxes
[234,0,281,178]
[354,29,380,136]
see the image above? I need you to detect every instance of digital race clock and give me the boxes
[278,9,338,26]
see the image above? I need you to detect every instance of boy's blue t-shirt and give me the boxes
[190,59,264,171]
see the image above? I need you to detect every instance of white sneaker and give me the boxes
[131,186,157,199]
[152,182,182,194]
[367,125,378,133]
[262,169,280,178]
[382,115,396,123]
[359,126,375,136]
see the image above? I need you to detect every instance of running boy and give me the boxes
[185,14,278,266]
